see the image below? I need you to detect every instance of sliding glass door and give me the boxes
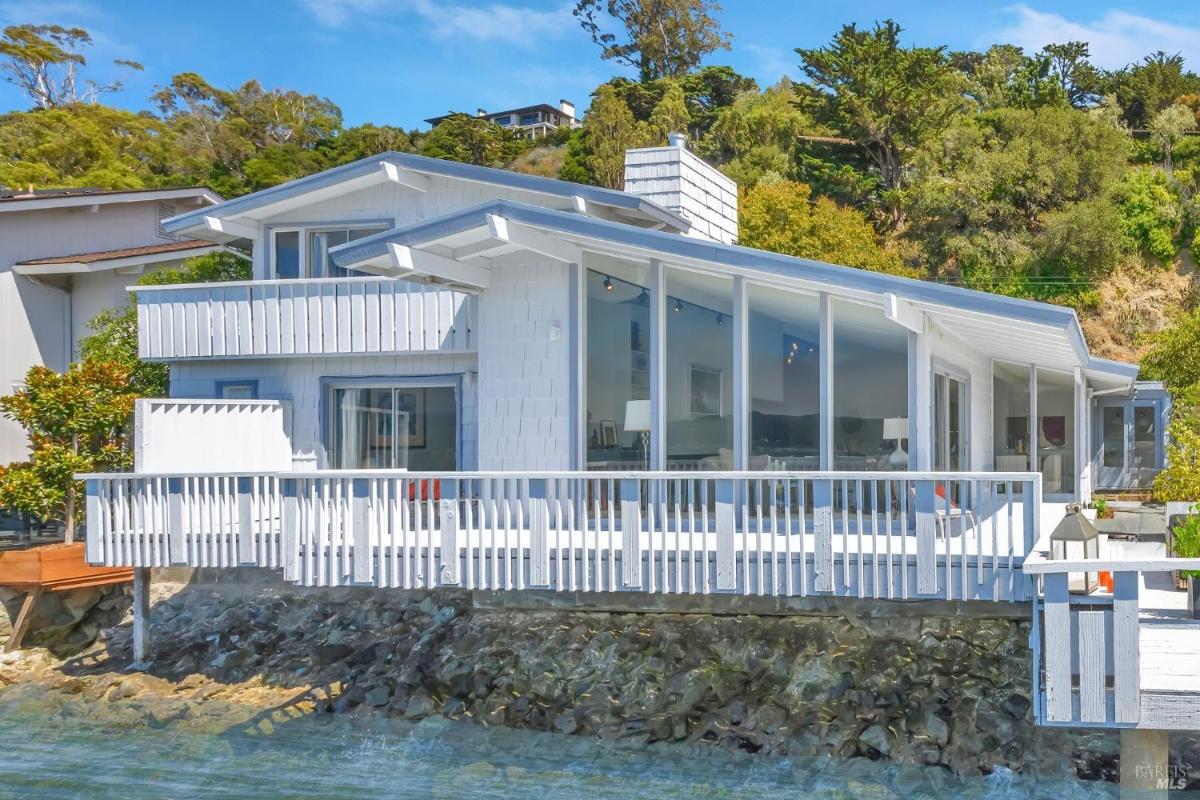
[932,371,968,471]
[329,383,458,470]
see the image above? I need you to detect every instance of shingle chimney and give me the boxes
[623,132,738,245]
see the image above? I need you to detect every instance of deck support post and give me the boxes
[1120,729,1170,798]
[4,586,44,653]
[131,566,151,669]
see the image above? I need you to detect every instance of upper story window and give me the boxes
[270,224,387,280]
[519,112,541,126]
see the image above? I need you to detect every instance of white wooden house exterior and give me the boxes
[79,140,1199,738]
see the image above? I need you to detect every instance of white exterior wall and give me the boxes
[926,319,995,472]
[624,144,738,245]
[476,260,572,470]
[169,353,479,470]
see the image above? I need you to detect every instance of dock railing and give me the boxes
[81,470,1041,602]
[1024,552,1200,728]
[132,277,477,359]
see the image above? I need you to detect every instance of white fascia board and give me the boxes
[0,187,221,214]
[884,292,924,333]
[387,243,490,289]
[486,213,582,264]
[380,160,430,192]
[13,244,225,276]
[203,215,258,240]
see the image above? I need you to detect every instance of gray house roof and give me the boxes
[161,151,690,237]
[331,198,1139,386]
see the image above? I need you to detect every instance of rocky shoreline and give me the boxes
[0,576,1194,786]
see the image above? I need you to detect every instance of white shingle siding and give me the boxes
[476,260,571,470]
[624,145,738,245]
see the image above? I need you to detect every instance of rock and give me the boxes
[364,686,391,707]
[553,712,578,734]
[313,643,353,666]
[859,725,892,757]
[404,691,437,720]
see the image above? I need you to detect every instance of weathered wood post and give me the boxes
[131,566,151,668]
[715,479,736,592]
[439,479,461,587]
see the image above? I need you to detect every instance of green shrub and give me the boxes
[1172,507,1200,578]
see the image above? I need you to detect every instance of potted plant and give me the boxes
[1171,509,1200,618]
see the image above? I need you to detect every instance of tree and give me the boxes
[796,20,967,227]
[647,81,690,141]
[1149,104,1195,179]
[1042,41,1103,108]
[954,45,1065,111]
[0,361,137,542]
[1108,52,1200,130]
[572,0,731,81]
[698,78,815,186]
[0,24,142,109]
[575,85,650,188]
[738,178,911,275]
[419,113,531,167]
[1113,168,1183,261]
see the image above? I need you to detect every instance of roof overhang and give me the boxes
[0,187,220,214]
[13,243,231,276]
[162,151,690,241]
[330,198,1130,386]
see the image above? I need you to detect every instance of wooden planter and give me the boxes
[0,542,132,651]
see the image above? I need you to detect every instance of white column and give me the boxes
[570,261,585,469]
[732,277,749,471]
[909,321,933,471]
[132,567,151,669]
[649,259,666,470]
[818,293,833,470]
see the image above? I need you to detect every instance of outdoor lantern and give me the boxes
[1049,504,1101,594]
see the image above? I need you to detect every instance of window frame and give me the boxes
[266,220,393,280]
[216,380,259,400]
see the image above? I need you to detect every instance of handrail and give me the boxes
[1023,551,1200,574]
[76,469,1045,482]
[128,275,441,293]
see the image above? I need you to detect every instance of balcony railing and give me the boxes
[82,470,1041,602]
[133,277,477,360]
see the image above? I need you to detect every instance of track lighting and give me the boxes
[603,276,613,292]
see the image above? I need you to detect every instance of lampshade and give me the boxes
[882,417,908,440]
[624,399,651,432]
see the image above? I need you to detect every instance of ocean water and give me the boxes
[0,690,1137,800]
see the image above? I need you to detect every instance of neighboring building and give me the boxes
[425,100,579,139]
[82,137,1197,739]
[0,186,223,464]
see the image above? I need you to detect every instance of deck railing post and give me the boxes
[85,480,103,566]
[352,478,372,584]
[167,477,185,565]
[1042,572,1073,722]
[1113,570,1141,725]
[715,478,736,591]
[915,479,937,595]
[812,479,834,592]
[528,479,550,587]
[281,479,298,582]
[439,480,461,586]
[236,476,254,565]
[620,479,642,589]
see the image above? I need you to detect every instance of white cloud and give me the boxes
[295,0,573,43]
[992,4,1200,69]
[744,43,796,84]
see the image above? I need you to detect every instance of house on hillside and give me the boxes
[426,100,580,139]
[0,186,223,466]
[81,137,1199,737]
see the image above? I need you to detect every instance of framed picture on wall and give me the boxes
[689,365,722,416]
[600,420,618,447]
[395,388,426,448]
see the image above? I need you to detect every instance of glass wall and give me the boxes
[1101,406,1125,468]
[585,256,651,468]
[832,300,908,470]
[748,285,820,469]
[329,385,457,470]
[665,268,733,469]
[993,361,1031,472]
[1036,368,1075,495]
[1133,405,1157,469]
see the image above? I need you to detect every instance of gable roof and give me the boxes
[13,239,225,275]
[331,198,1137,388]
[161,151,690,239]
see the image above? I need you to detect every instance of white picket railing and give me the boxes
[83,471,1041,602]
[133,277,477,359]
[1024,553,1200,730]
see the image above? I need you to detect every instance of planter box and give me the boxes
[0,542,132,591]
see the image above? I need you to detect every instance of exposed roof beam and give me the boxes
[380,161,430,192]
[388,243,490,289]
[884,293,924,334]
[486,214,582,264]
[450,237,510,260]
[203,215,258,240]
[571,195,587,213]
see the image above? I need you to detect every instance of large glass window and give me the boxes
[1037,368,1075,495]
[329,384,457,470]
[273,230,300,279]
[993,362,1031,472]
[1101,406,1125,469]
[666,268,733,469]
[933,372,967,471]
[272,225,386,279]
[1133,405,1157,469]
[585,258,651,468]
[832,300,908,470]
[748,285,820,470]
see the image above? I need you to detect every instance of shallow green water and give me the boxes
[0,693,1134,800]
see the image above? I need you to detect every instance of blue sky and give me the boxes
[1,1,1198,128]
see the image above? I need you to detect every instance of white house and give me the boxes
[81,139,1200,736]
[0,186,223,464]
